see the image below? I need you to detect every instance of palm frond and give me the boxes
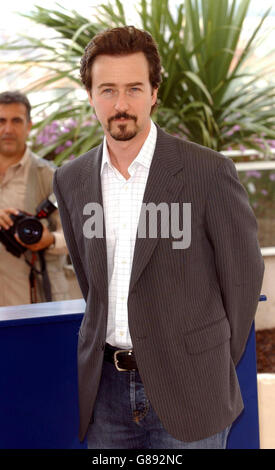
[1,0,273,160]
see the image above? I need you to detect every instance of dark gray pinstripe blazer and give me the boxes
[53,125,264,442]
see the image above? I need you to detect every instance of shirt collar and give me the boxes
[100,119,157,176]
[12,145,30,169]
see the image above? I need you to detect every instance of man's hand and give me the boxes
[14,224,55,252]
[0,208,19,230]
[0,208,54,251]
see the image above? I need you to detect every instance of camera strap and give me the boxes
[29,254,37,304]
[25,251,52,303]
[38,250,52,302]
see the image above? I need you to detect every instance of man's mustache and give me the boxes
[108,112,137,124]
[1,134,17,139]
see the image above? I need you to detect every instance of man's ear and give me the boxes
[87,91,93,107]
[27,120,32,135]
[151,87,158,107]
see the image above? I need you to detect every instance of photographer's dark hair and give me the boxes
[80,26,162,113]
[0,91,31,122]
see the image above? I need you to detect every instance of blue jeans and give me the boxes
[87,356,231,449]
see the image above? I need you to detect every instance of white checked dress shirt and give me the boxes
[101,120,157,349]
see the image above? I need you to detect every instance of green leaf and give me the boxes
[183,71,213,105]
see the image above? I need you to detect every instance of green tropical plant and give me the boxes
[0,0,274,163]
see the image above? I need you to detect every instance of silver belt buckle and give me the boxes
[114,349,134,372]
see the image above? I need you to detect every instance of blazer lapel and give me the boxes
[79,144,108,304]
[78,127,185,301]
[129,126,185,293]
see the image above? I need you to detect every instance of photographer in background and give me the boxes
[0,91,69,306]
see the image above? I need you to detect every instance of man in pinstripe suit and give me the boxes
[53,26,264,449]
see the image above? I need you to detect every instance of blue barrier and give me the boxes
[0,296,265,449]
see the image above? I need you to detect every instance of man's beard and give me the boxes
[107,112,138,141]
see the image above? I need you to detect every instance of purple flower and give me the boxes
[246,170,262,178]
[36,134,47,145]
[35,120,61,146]
[261,189,268,196]
[55,145,66,154]
[49,134,58,143]
[83,116,97,126]
[225,124,241,136]
[269,173,275,181]
[66,118,77,128]
[49,121,59,131]
[254,138,266,149]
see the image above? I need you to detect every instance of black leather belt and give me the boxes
[104,343,138,372]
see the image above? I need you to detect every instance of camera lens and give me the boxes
[16,217,43,244]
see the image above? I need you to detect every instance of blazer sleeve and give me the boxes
[53,168,89,302]
[205,157,264,366]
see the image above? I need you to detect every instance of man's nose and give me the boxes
[3,121,14,133]
[114,92,129,112]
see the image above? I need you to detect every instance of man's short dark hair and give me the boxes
[80,26,162,113]
[0,91,31,121]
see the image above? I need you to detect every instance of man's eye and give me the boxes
[102,89,113,95]
[127,88,142,96]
